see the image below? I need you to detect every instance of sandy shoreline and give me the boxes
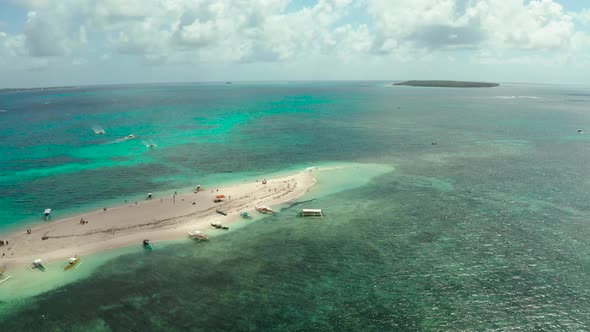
[0,168,317,269]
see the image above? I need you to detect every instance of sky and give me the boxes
[0,0,589,88]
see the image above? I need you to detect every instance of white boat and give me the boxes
[298,209,324,217]
[126,134,135,139]
[255,206,274,214]
[92,126,105,134]
[187,230,209,241]
[31,259,46,271]
[0,270,12,285]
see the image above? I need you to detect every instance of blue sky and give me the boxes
[0,0,589,88]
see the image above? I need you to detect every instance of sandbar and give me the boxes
[0,168,317,269]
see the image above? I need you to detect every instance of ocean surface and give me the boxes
[1,82,590,330]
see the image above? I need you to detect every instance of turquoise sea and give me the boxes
[1,82,590,330]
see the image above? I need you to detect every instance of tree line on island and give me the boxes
[394,80,499,88]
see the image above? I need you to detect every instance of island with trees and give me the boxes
[393,80,499,88]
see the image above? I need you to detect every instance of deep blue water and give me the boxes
[1,82,590,330]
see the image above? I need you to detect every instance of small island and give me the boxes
[393,80,499,88]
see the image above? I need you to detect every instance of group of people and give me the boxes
[79,218,88,225]
[0,240,8,247]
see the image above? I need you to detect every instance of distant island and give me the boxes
[0,86,79,93]
[394,80,499,88]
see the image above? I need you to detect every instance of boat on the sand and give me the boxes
[255,206,274,214]
[210,222,229,230]
[241,212,252,219]
[187,230,209,241]
[216,210,227,216]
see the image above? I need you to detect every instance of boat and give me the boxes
[255,206,274,214]
[126,134,135,139]
[216,210,227,216]
[241,212,252,219]
[187,230,209,241]
[298,209,324,217]
[210,222,228,230]
[142,239,152,250]
[64,255,81,271]
[0,270,12,285]
[92,126,106,134]
[44,208,51,219]
[31,259,46,271]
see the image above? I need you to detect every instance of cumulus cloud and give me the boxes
[2,0,590,72]
[368,0,578,53]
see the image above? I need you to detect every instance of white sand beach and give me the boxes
[0,168,317,269]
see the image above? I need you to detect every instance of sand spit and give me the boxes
[0,169,317,269]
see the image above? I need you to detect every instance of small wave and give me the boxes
[0,110,7,113]
[92,126,106,134]
[492,96,541,100]
[142,140,157,149]
[104,134,135,144]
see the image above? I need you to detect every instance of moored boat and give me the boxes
[0,270,12,285]
[31,259,46,271]
[64,255,81,271]
[241,212,252,219]
[298,209,324,217]
[142,239,152,250]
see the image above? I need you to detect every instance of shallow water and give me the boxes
[1,82,590,330]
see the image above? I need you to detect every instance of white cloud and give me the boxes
[2,0,590,86]
[368,0,578,52]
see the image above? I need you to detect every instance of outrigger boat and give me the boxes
[142,239,152,250]
[298,209,324,218]
[255,206,274,214]
[187,230,209,241]
[210,222,229,230]
[64,255,81,271]
[0,270,12,285]
[31,259,46,271]
[216,210,227,216]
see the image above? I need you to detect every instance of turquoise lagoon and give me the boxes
[0,82,589,330]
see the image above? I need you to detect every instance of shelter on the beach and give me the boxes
[213,195,225,202]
